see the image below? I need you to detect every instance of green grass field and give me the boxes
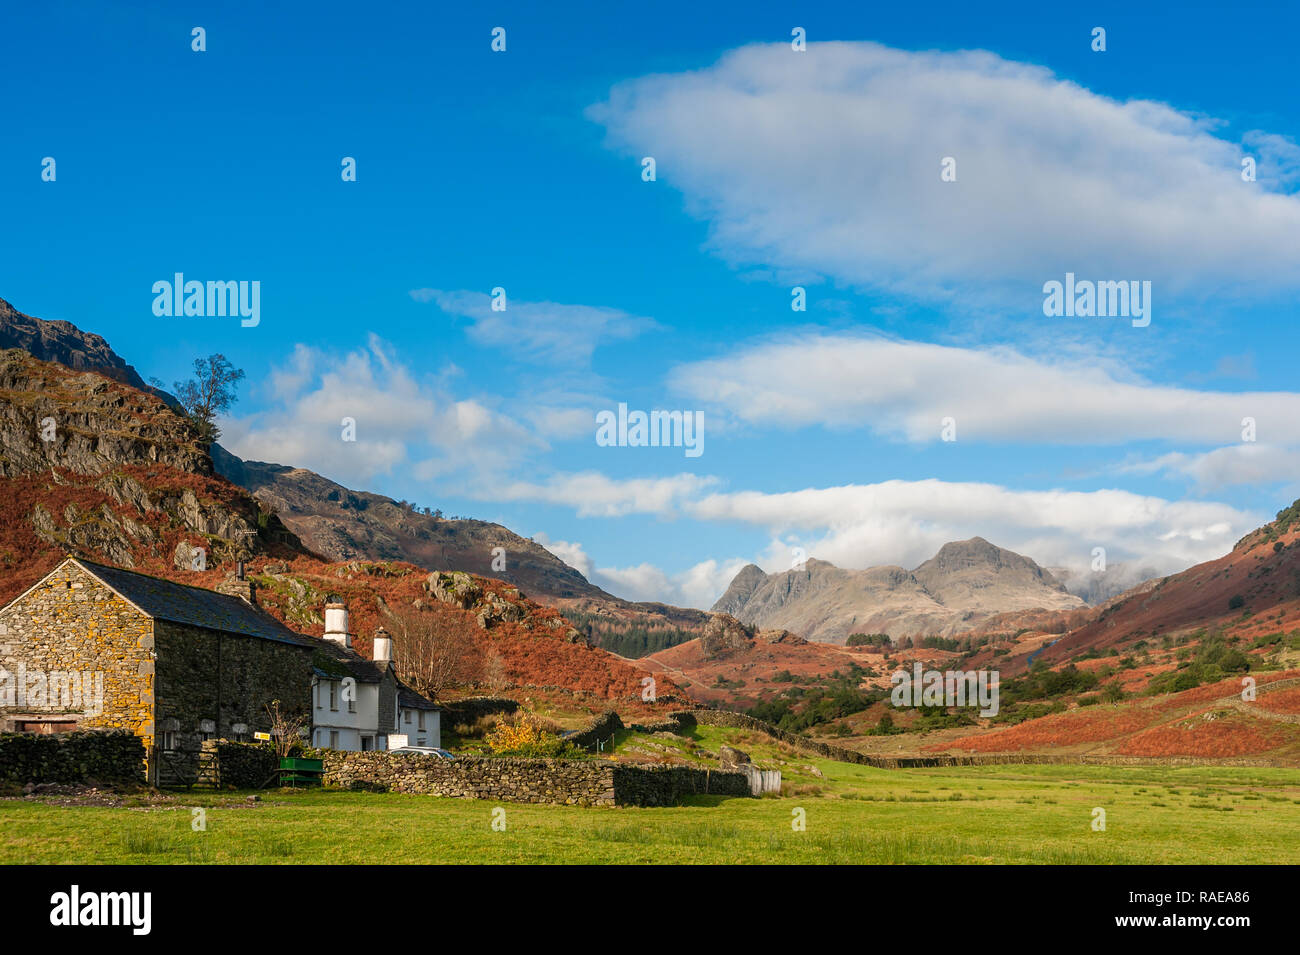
[4,749,1298,864]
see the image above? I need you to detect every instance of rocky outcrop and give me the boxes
[0,349,208,478]
[424,571,483,609]
[0,297,164,400]
[699,613,755,659]
[0,349,310,585]
[718,744,750,769]
[422,571,581,639]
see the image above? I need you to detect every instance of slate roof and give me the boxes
[71,557,317,648]
[397,683,440,710]
[312,639,387,684]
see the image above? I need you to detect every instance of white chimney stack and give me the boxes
[373,627,392,665]
[324,599,351,648]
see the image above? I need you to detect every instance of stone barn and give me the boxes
[0,556,318,784]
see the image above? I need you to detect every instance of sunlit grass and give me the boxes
[3,758,1297,864]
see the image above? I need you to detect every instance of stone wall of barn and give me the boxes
[153,620,314,766]
[0,562,154,743]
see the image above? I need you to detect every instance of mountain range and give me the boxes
[712,538,1086,643]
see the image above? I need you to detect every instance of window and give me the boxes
[328,730,339,749]
[404,711,412,724]
[416,737,425,746]
[418,711,425,730]
[329,682,338,712]
[161,731,177,751]
[347,697,355,714]
[19,720,77,734]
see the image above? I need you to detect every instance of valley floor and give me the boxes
[4,758,1297,865]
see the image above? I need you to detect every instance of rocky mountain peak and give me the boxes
[0,297,163,399]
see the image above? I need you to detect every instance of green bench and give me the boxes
[276,757,324,787]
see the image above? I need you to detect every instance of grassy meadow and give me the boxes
[4,735,1298,864]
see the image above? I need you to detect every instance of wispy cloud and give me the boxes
[1118,443,1300,491]
[490,471,719,518]
[410,288,659,366]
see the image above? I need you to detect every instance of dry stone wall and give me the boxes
[318,748,751,806]
[0,729,144,785]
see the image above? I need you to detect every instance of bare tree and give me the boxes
[385,606,484,700]
[484,647,509,693]
[264,699,309,758]
[156,354,246,445]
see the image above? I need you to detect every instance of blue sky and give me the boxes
[5,1,1300,607]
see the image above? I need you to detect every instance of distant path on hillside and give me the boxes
[619,653,713,694]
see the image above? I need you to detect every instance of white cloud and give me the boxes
[590,41,1300,306]
[668,332,1300,445]
[533,533,595,579]
[536,531,747,608]
[410,288,658,366]
[221,335,542,487]
[684,479,1256,579]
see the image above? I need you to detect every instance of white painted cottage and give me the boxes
[310,599,439,751]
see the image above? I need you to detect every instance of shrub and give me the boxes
[846,632,891,648]
[484,712,583,758]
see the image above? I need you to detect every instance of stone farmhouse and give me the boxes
[0,556,437,783]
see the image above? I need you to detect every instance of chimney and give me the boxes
[323,599,351,648]
[373,627,392,665]
[216,565,257,605]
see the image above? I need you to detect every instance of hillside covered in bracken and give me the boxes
[0,349,679,708]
